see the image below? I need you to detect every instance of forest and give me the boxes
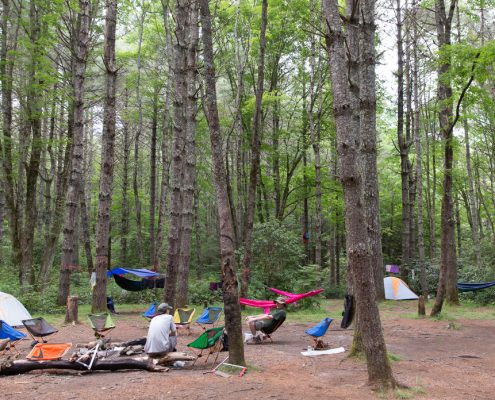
[1,0,495,392]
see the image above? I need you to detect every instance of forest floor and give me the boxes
[2,299,495,399]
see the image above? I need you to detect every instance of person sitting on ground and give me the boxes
[245,297,287,341]
[144,303,177,358]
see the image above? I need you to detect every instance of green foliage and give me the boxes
[244,220,305,294]
[188,279,223,306]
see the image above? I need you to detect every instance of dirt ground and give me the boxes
[2,301,495,400]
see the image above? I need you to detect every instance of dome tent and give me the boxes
[384,277,419,300]
[0,292,32,326]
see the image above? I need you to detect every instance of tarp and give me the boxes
[0,292,32,327]
[240,288,324,313]
[107,268,160,278]
[457,281,495,292]
[384,277,418,300]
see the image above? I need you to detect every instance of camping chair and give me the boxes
[196,307,223,329]
[187,326,224,366]
[22,317,58,344]
[143,302,157,319]
[26,343,72,361]
[173,307,196,334]
[259,314,286,343]
[305,317,333,349]
[0,320,26,356]
[87,313,115,339]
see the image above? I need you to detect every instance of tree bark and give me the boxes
[360,0,384,301]
[462,115,481,267]
[1,0,22,269]
[149,86,159,266]
[0,358,159,376]
[165,0,189,307]
[308,0,323,271]
[240,0,268,300]
[154,1,174,271]
[133,7,146,267]
[199,0,246,366]
[412,1,428,298]
[176,2,199,307]
[19,0,46,288]
[65,295,79,324]
[431,0,459,315]
[39,92,72,288]
[323,0,397,389]
[396,0,411,277]
[120,90,130,265]
[59,0,92,305]
[93,0,118,313]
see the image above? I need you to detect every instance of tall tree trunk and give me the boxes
[133,7,147,266]
[323,0,397,389]
[301,81,310,264]
[120,90,130,265]
[20,0,45,288]
[240,0,267,300]
[396,0,411,278]
[93,0,118,313]
[154,1,174,272]
[431,0,459,315]
[308,0,323,271]
[176,2,199,307]
[149,87,159,266]
[80,119,93,275]
[165,0,189,307]
[462,116,481,266]
[412,1,428,298]
[80,182,94,275]
[360,0,385,301]
[38,93,72,288]
[199,0,245,366]
[154,84,172,271]
[59,0,92,305]
[154,5,172,270]
[1,0,22,268]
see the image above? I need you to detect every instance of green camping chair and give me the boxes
[187,326,224,365]
[87,313,115,339]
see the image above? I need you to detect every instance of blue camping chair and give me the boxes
[0,320,26,356]
[143,303,157,319]
[305,317,332,349]
[196,307,223,329]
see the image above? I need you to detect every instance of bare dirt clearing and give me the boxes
[2,300,495,399]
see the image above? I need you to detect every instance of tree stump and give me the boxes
[418,295,426,316]
[65,296,79,324]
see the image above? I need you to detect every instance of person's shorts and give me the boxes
[254,320,265,331]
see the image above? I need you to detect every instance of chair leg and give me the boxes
[212,342,222,365]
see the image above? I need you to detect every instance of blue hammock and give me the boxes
[0,320,26,341]
[457,281,495,292]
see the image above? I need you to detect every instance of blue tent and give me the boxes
[0,320,26,341]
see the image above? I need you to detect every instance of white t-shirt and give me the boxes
[144,314,177,354]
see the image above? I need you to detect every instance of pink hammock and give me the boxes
[240,288,323,313]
